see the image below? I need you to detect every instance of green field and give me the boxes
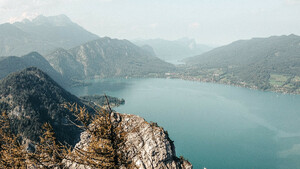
[269,74,289,87]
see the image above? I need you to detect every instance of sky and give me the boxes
[1,0,300,46]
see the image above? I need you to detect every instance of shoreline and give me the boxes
[68,74,300,96]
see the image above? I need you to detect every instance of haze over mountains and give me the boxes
[1,14,300,95]
[1,11,300,168]
[183,34,300,93]
[0,14,175,84]
[133,38,212,62]
[46,37,175,80]
[0,52,69,87]
[0,14,99,56]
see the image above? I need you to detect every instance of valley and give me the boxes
[0,11,300,169]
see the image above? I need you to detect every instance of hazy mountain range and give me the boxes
[0,14,99,56]
[0,52,69,87]
[133,38,212,62]
[1,14,300,94]
[0,15,175,83]
[46,37,175,80]
[183,34,300,93]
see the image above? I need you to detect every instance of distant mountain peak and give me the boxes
[31,14,73,26]
[0,14,99,56]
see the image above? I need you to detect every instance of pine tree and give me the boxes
[64,102,132,168]
[0,112,31,168]
[0,112,66,169]
[33,122,67,168]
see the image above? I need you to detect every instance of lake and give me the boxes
[69,78,300,169]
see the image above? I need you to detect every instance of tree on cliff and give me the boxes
[64,103,133,168]
[0,99,132,168]
[34,122,67,168]
[0,112,31,168]
[0,112,62,168]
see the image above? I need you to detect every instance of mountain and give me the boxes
[46,37,175,80]
[183,34,300,93]
[0,14,99,56]
[0,52,69,87]
[0,68,192,168]
[0,67,85,145]
[133,38,212,62]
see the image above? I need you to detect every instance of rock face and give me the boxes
[69,112,193,169]
[118,113,192,169]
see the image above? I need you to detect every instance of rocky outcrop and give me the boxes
[67,112,192,169]
[117,113,192,169]
[0,68,191,168]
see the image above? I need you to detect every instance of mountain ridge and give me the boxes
[0,51,70,87]
[181,34,300,93]
[46,37,175,80]
[0,67,84,145]
[0,14,99,56]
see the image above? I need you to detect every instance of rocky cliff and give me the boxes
[67,112,192,169]
[0,68,192,168]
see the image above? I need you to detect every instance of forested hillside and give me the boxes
[181,34,300,93]
[47,37,175,80]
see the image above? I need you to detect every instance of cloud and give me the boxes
[0,0,53,10]
[0,0,58,23]
[189,22,200,29]
[285,0,300,5]
[0,0,113,23]
[149,23,158,29]
[8,12,39,23]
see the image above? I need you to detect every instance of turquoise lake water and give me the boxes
[69,78,300,169]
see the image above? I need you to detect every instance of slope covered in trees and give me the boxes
[182,34,300,93]
[46,37,175,80]
[0,67,86,145]
[0,52,70,87]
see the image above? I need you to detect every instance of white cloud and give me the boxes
[0,0,113,23]
[8,12,39,23]
[189,22,200,29]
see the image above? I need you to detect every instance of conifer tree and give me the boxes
[0,112,31,168]
[64,102,132,168]
[34,122,67,168]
